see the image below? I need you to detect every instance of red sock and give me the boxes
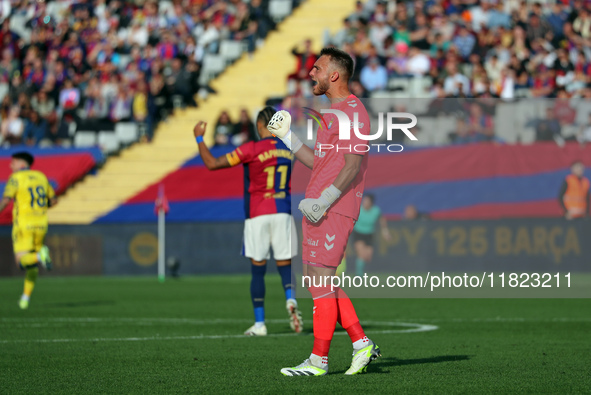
[336,288,365,342]
[309,286,337,357]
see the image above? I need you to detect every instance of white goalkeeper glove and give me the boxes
[298,185,341,223]
[267,110,303,153]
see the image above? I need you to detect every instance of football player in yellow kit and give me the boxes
[0,152,58,309]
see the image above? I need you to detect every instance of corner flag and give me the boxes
[155,184,169,282]
[154,184,170,215]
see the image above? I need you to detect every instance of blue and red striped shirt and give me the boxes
[226,137,293,219]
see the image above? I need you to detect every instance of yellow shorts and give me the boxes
[12,223,48,254]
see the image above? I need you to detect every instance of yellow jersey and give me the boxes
[3,169,55,226]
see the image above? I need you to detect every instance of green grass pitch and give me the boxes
[1,275,590,393]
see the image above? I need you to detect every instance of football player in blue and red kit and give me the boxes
[193,107,303,336]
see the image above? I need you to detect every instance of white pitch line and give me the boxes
[2,317,590,325]
[0,321,438,344]
[2,316,588,344]
[0,318,293,325]
[386,317,591,323]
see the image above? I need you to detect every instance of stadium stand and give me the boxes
[317,0,591,101]
[3,0,591,223]
[0,0,315,223]
[40,0,351,224]
[0,0,284,150]
[96,0,591,223]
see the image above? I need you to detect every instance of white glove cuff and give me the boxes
[280,130,303,153]
[320,184,341,205]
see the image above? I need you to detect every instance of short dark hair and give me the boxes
[572,160,583,167]
[364,193,375,205]
[319,47,354,82]
[12,151,34,166]
[256,106,276,127]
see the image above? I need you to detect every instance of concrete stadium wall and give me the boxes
[0,219,589,276]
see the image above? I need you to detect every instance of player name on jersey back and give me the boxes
[226,137,294,219]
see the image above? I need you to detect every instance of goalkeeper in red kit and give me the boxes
[268,47,380,376]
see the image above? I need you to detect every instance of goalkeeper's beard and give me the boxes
[312,78,330,96]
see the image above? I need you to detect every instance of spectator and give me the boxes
[429,15,455,42]
[369,14,392,54]
[552,90,577,126]
[229,2,251,40]
[124,20,149,47]
[386,41,410,78]
[16,92,32,120]
[249,0,273,40]
[546,3,569,37]
[8,73,31,103]
[350,79,368,99]
[531,67,556,98]
[198,18,222,55]
[452,25,476,61]
[360,57,387,92]
[348,0,370,23]
[429,80,447,99]
[134,79,155,141]
[429,32,451,57]
[287,39,317,95]
[31,91,56,119]
[470,63,489,96]
[450,117,472,144]
[214,111,234,146]
[133,80,149,125]
[567,70,588,95]
[46,113,72,147]
[573,8,591,40]
[233,108,257,146]
[488,2,512,30]
[465,102,495,142]
[109,84,132,123]
[149,73,169,124]
[406,46,431,77]
[166,57,194,107]
[333,18,357,48]
[0,48,17,83]
[157,31,178,61]
[554,48,575,88]
[23,111,48,146]
[534,107,562,142]
[409,13,430,50]
[526,13,551,43]
[469,1,491,33]
[352,28,374,56]
[58,79,81,120]
[0,96,11,119]
[497,67,516,99]
[443,61,470,97]
[0,106,24,146]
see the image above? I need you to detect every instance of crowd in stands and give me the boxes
[273,0,591,145]
[320,0,591,101]
[213,108,257,146]
[0,0,278,149]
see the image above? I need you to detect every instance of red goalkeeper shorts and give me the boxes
[302,212,355,268]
